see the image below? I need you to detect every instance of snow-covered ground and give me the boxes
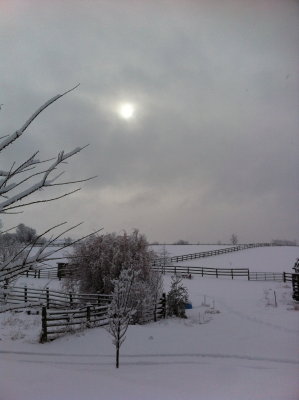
[0,245,298,400]
[151,244,236,257]
[153,244,299,273]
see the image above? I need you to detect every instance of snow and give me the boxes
[0,245,298,399]
[151,244,236,257]
[153,244,299,273]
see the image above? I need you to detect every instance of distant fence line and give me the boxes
[153,265,250,279]
[152,243,274,266]
[19,266,76,280]
[152,264,294,283]
[0,242,293,283]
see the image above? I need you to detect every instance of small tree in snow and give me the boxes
[106,268,138,368]
[167,275,189,318]
[159,243,170,272]
[230,233,238,245]
[173,239,189,245]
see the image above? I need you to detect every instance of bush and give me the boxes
[0,234,21,263]
[15,223,37,243]
[167,275,189,318]
[64,230,163,323]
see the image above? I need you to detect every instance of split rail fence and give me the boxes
[152,243,273,266]
[40,295,166,342]
[0,285,111,310]
[152,264,293,283]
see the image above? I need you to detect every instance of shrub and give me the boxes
[167,275,189,318]
[65,230,163,322]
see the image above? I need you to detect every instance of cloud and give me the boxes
[0,0,298,242]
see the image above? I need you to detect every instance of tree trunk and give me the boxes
[116,343,120,368]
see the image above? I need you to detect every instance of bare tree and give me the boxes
[173,239,189,245]
[230,234,238,245]
[106,268,138,368]
[0,86,98,288]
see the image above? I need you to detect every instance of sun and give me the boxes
[118,102,136,120]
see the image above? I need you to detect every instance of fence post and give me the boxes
[231,269,234,279]
[161,293,166,319]
[38,270,41,279]
[69,292,73,307]
[41,306,48,343]
[248,270,250,281]
[3,283,7,302]
[283,272,286,283]
[86,305,91,327]
[24,286,27,303]
[46,288,50,309]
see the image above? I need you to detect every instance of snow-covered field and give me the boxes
[151,244,236,257]
[1,245,298,400]
[152,244,299,272]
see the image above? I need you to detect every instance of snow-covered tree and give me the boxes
[15,223,37,243]
[64,230,163,322]
[106,268,138,368]
[0,233,21,264]
[64,229,157,294]
[0,86,97,287]
[167,275,189,318]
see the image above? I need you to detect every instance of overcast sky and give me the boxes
[1,0,298,243]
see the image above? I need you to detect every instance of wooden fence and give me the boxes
[292,274,299,301]
[248,272,293,282]
[152,243,273,266]
[20,265,77,280]
[152,264,293,283]
[152,265,250,279]
[40,295,167,342]
[0,285,111,310]
[40,304,109,342]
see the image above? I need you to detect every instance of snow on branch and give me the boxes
[0,84,80,152]
[0,86,94,214]
[0,85,100,288]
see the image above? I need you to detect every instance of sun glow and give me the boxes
[118,102,136,120]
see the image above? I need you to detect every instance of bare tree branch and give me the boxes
[0,84,80,152]
[0,85,101,288]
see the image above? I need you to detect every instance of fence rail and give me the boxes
[41,304,109,342]
[0,286,111,310]
[41,296,166,342]
[152,243,273,266]
[152,265,250,279]
[19,266,78,280]
[248,272,293,282]
[152,265,293,283]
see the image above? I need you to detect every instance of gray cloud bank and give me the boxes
[1,0,298,243]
